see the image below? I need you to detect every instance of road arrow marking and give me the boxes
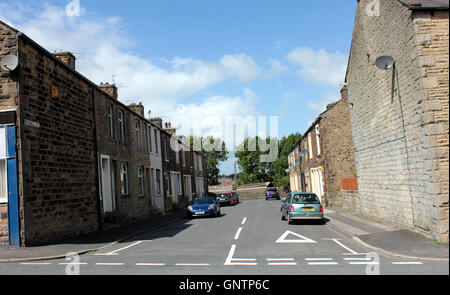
[275,231,317,244]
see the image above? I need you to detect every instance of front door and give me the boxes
[100,155,114,213]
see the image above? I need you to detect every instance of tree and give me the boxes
[189,136,229,185]
[268,133,302,189]
[234,137,273,185]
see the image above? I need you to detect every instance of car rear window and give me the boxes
[193,197,215,204]
[267,188,278,192]
[291,194,320,204]
[218,193,231,198]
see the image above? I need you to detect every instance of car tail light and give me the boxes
[320,206,323,213]
[290,205,295,213]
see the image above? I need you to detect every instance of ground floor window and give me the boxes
[155,169,161,195]
[121,162,129,195]
[138,167,144,196]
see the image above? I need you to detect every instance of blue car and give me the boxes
[186,197,221,218]
[265,188,280,200]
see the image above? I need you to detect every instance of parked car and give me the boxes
[265,187,280,200]
[216,192,235,206]
[281,192,324,224]
[186,197,221,218]
[232,191,240,204]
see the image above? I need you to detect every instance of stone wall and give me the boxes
[346,0,448,242]
[17,35,100,246]
[320,87,357,207]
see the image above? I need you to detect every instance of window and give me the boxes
[0,127,6,204]
[118,110,125,142]
[108,105,114,139]
[315,125,321,155]
[308,133,313,159]
[182,151,186,167]
[175,150,180,164]
[198,155,203,171]
[155,169,161,195]
[163,137,168,161]
[135,120,141,149]
[148,126,153,152]
[144,125,148,152]
[176,173,182,194]
[165,173,172,195]
[120,163,129,195]
[154,129,159,154]
[138,167,144,196]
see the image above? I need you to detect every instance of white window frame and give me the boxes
[308,133,313,159]
[315,124,321,156]
[0,126,8,203]
[120,162,129,196]
[155,169,161,195]
[135,120,141,149]
[138,167,144,196]
[118,110,125,142]
[108,105,114,139]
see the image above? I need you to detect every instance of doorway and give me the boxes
[100,155,114,213]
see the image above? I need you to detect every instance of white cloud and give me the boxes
[220,54,262,82]
[286,47,348,86]
[264,58,289,78]
[0,2,264,139]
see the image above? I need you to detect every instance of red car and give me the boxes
[216,192,237,206]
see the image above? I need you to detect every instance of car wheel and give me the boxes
[287,214,293,224]
[281,210,285,220]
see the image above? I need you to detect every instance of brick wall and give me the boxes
[17,36,100,246]
[346,0,448,242]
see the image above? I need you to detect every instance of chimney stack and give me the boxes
[150,118,163,128]
[164,122,176,135]
[99,82,118,100]
[129,102,145,117]
[53,51,76,70]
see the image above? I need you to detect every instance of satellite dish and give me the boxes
[1,55,19,72]
[375,56,395,70]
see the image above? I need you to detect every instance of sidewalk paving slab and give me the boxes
[325,209,449,262]
[0,210,187,263]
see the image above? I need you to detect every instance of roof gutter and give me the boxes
[397,0,449,10]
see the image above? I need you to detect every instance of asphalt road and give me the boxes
[1,199,448,275]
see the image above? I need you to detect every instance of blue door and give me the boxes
[6,125,20,246]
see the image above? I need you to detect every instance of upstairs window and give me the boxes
[108,105,114,139]
[135,120,141,149]
[118,110,125,142]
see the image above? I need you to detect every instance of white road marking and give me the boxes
[20,262,51,265]
[344,258,372,261]
[234,227,243,240]
[266,258,295,261]
[175,263,210,266]
[349,262,380,265]
[95,263,124,266]
[329,239,358,254]
[241,217,247,225]
[305,258,333,261]
[95,241,144,256]
[275,230,317,244]
[224,244,257,266]
[136,263,166,266]
[392,262,423,265]
[308,262,338,266]
[59,262,88,265]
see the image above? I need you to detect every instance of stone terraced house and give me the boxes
[0,20,208,246]
[344,0,448,242]
[288,85,357,207]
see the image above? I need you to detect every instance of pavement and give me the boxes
[0,204,448,263]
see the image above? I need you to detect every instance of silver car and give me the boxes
[281,192,324,224]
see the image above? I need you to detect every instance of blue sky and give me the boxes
[0,0,357,174]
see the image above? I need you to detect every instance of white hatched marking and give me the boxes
[95,263,124,266]
[305,258,333,261]
[266,258,295,261]
[349,262,380,265]
[241,217,247,225]
[308,262,338,266]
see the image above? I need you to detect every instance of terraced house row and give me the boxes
[0,20,207,246]
[289,0,448,243]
